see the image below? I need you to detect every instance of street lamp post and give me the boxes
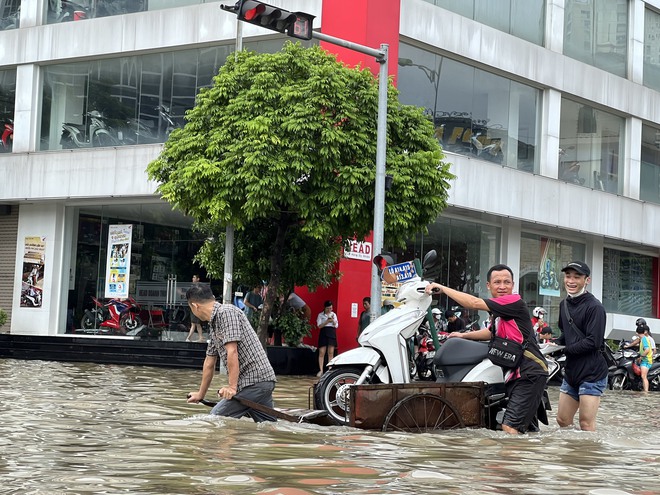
[398,58,441,126]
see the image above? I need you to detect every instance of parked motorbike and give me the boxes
[609,340,660,391]
[540,343,566,384]
[60,111,120,149]
[81,296,142,334]
[313,250,438,425]
[433,338,551,431]
[469,131,503,163]
[414,328,448,381]
[1,119,13,152]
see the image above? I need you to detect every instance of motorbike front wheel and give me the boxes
[81,311,98,330]
[120,313,143,332]
[610,374,627,391]
[314,366,364,426]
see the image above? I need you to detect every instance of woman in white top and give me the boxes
[316,300,338,377]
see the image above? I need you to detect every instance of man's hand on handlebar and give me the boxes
[425,282,443,295]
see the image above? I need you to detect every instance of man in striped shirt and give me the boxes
[186,284,277,422]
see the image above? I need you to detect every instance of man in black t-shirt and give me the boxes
[444,309,466,333]
[555,261,608,432]
[426,264,548,435]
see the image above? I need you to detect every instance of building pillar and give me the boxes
[12,203,67,335]
[298,0,401,353]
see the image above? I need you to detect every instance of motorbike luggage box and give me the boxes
[348,382,485,430]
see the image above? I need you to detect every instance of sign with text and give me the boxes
[105,224,132,299]
[344,240,372,261]
[383,261,417,282]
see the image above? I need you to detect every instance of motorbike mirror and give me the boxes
[422,249,437,270]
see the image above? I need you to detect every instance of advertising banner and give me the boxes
[20,236,46,308]
[105,224,133,299]
[539,237,561,297]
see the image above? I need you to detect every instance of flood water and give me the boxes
[0,359,658,495]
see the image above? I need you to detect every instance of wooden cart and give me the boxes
[200,381,486,433]
[347,382,486,433]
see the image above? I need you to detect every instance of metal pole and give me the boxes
[369,44,389,321]
[222,20,242,304]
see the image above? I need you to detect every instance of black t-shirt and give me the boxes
[485,294,548,381]
[556,292,608,386]
[447,317,466,332]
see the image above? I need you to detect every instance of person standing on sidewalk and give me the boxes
[555,261,608,431]
[186,284,277,422]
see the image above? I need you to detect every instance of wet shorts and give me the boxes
[560,376,607,401]
[640,361,652,369]
[502,374,547,434]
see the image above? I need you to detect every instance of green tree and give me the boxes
[148,42,453,343]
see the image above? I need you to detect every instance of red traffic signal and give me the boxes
[221,1,314,40]
[373,253,394,272]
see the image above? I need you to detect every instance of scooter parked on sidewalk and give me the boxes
[609,343,660,391]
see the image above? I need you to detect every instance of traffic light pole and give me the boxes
[312,32,389,322]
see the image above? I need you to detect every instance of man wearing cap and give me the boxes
[555,261,608,432]
[445,309,466,333]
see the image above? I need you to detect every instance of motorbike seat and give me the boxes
[434,337,489,366]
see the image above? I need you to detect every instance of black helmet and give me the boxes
[636,318,647,327]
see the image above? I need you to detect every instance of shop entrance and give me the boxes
[65,203,211,340]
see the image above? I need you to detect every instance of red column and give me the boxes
[300,0,401,355]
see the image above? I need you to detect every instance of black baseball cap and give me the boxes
[561,261,590,277]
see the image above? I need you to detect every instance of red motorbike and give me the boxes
[81,296,142,334]
[1,119,13,152]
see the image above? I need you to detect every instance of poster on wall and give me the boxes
[539,237,561,297]
[105,224,133,299]
[20,236,46,308]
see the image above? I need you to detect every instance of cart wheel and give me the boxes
[382,393,464,433]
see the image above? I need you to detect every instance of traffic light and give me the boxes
[373,253,396,284]
[221,1,315,40]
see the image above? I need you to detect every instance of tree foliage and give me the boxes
[148,42,454,343]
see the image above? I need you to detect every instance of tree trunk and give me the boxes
[257,214,292,346]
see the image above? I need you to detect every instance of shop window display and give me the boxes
[66,203,209,337]
[39,39,305,151]
[602,247,657,317]
[397,42,540,173]
[519,233,585,331]
[46,0,220,24]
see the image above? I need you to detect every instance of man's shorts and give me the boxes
[560,376,607,401]
[502,374,547,433]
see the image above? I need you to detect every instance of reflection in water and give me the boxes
[0,359,658,494]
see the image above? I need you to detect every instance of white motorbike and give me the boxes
[313,251,437,425]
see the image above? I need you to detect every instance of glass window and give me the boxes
[387,216,500,329]
[47,0,220,23]
[0,70,16,153]
[39,39,296,150]
[602,248,657,317]
[519,233,586,331]
[398,42,540,173]
[563,0,628,77]
[67,203,210,336]
[558,98,624,194]
[428,0,545,45]
[640,123,660,204]
[0,0,19,31]
[644,7,660,92]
